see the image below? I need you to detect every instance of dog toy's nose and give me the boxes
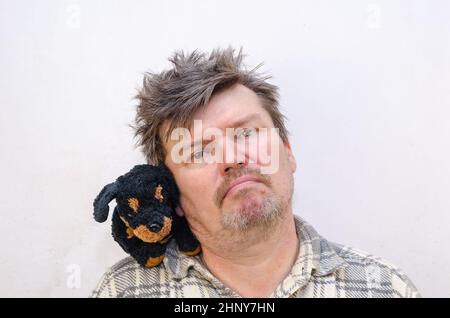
[149,223,162,232]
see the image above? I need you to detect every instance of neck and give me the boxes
[199,213,299,298]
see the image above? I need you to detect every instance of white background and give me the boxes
[0,0,449,297]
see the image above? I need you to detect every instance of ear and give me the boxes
[283,140,297,174]
[175,206,185,217]
[93,182,118,223]
[159,164,180,203]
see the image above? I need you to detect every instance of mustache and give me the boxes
[214,167,271,208]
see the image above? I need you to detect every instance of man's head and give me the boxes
[133,48,297,251]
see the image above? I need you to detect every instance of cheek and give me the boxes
[270,169,294,206]
[249,130,287,174]
[245,129,276,167]
[176,170,217,211]
[263,142,295,199]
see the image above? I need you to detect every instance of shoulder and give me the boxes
[90,257,172,298]
[328,242,421,298]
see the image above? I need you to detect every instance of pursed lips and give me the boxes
[223,175,264,199]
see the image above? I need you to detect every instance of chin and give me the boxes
[221,192,283,231]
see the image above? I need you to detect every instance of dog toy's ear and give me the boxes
[93,182,118,223]
[159,164,180,202]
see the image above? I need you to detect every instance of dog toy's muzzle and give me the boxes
[121,215,173,243]
[134,216,172,243]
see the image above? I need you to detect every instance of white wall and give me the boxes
[0,0,449,297]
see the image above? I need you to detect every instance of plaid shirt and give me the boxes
[91,216,420,298]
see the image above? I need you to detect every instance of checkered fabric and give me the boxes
[91,216,420,298]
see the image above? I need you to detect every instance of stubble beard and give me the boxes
[218,187,289,247]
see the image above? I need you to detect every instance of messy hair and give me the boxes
[132,47,289,165]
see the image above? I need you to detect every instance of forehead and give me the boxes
[161,84,273,147]
[191,84,270,127]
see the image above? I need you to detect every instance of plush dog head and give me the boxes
[93,164,179,243]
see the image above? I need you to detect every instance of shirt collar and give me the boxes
[270,216,348,297]
[163,215,348,292]
[294,216,348,277]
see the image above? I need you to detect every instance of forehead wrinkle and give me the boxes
[162,111,266,158]
[187,113,263,148]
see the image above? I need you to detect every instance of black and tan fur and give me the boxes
[93,164,201,267]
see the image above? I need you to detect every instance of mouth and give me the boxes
[223,175,265,200]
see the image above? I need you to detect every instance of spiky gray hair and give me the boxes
[132,47,289,165]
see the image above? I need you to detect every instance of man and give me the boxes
[91,48,420,298]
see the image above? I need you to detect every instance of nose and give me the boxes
[221,161,245,176]
[148,223,162,232]
[211,130,254,176]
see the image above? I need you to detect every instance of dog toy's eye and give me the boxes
[128,197,139,212]
[154,184,164,203]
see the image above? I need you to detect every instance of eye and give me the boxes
[154,184,164,202]
[191,147,216,162]
[236,127,255,138]
[191,150,204,160]
[127,197,139,212]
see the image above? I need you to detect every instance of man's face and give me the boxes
[163,84,297,248]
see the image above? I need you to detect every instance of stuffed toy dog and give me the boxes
[93,164,201,268]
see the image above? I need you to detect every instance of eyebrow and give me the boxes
[188,113,263,149]
[228,113,262,129]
